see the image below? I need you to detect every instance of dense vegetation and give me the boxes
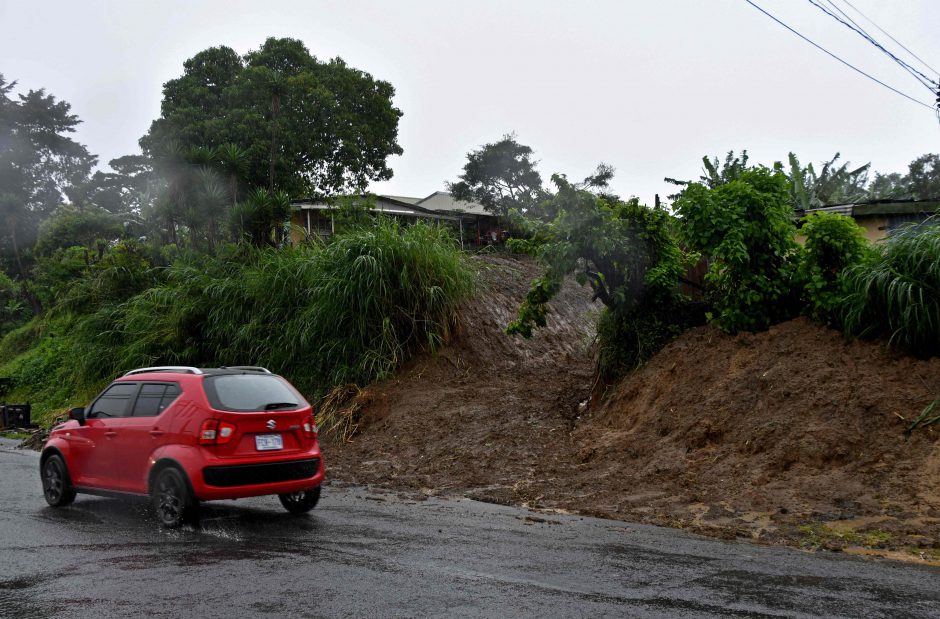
[495,143,940,381]
[0,222,473,424]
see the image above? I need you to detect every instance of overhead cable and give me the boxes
[808,0,936,92]
[840,0,939,76]
[744,0,935,111]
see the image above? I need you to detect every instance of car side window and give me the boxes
[132,382,181,417]
[88,383,138,418]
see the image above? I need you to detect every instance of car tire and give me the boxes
[278,486,321,514]
[41,454,76,507]
[151,467,196,528]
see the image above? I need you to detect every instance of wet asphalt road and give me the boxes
[1,439,939,618]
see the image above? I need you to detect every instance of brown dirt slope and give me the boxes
[326,254,940,554]
[326,253,599,495]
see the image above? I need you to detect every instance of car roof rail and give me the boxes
[221,366,272,374]
[123,366,204,377]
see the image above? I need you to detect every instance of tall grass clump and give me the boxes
[114,219,475,395]
[841,218,940,356]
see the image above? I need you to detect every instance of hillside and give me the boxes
[326,254,940,557]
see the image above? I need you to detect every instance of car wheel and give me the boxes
[151,467,196,528]
[41,454,76,507]
[278,486,321,514]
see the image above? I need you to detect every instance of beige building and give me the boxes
[797,199,940,243]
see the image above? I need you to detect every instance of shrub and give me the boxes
[841,218,940,356]
[675,167,798,333]
[796,212,871,324]
[597,299,707,380]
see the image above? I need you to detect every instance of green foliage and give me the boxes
[507,173,691,377]
[228,187,291,246]
[508,175,686,336]
[141,38,403,198]
[0,221,474,424]
[0,271,28,336]
[597,300,706,380]
[787,152,869,210]
[796,212,871,323]
[841,218,940,356]
[448,134,547,217]
[675,166,798,333]
[35,206,124,255]
[0,74,96,311]
[907,154,940,200]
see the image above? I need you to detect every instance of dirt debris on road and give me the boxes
[326,254,940,560]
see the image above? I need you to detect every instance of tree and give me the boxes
[907,154,940,200]
[787,152,869,210]
[506,173,697,377]
[675,166,798,333]
[0,74,96,312]
[141,38,403,199]
[665,150,751,201]
[448,134,547,217]
[867,171,910,200]
[70,154,158,214]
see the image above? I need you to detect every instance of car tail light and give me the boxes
[199,419,237,445]
[302,414,318,438]
[199,419,219,444]
[217,421,236,445]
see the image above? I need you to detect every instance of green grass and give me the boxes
[798,523,893,550]
[0,219,476,426]
[841,218,940,356]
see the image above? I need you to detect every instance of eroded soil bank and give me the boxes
[325,254,940,560]
[325,255,940,560]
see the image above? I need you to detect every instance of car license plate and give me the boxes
[255,434,283,451]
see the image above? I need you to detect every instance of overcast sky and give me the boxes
[2,0,938,204]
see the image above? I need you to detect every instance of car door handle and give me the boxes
[105,431,117,438]
[149,430,164,437]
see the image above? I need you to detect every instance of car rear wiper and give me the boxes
[264,402,299,410]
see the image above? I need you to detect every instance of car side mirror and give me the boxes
[68,407,86,426]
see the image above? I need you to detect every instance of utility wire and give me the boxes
[808,0,936,92]
[820,0,936,88]
[840,0,939,76]
[744,0,935,111]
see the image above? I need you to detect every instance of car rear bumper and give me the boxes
[190,453,325,501]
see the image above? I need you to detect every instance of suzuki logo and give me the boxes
[266,419,276,430]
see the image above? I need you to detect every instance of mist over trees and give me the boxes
[0,74,97,311]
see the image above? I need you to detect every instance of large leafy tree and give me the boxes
[907,154,940,200]
[787,152,869,210]
[141,37,403,199]
[675,166,798,333]
[448,134,547,217]
[0,74,96,311]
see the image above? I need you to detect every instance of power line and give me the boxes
[840,0,939,76]
[744,0,935,111]
[808,0,936,92]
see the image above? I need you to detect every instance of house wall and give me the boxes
[856,216,888,243]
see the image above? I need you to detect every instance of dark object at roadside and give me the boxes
[40,366,324,527]
[0,378,12,397]
[1,403,32,429]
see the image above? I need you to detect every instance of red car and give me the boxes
[40,366,325,527]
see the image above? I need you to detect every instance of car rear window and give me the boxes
[203,374,307,412]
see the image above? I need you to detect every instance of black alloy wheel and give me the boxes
[152,467,195,528]
[278,486,321,514]
[42,454,76,507]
